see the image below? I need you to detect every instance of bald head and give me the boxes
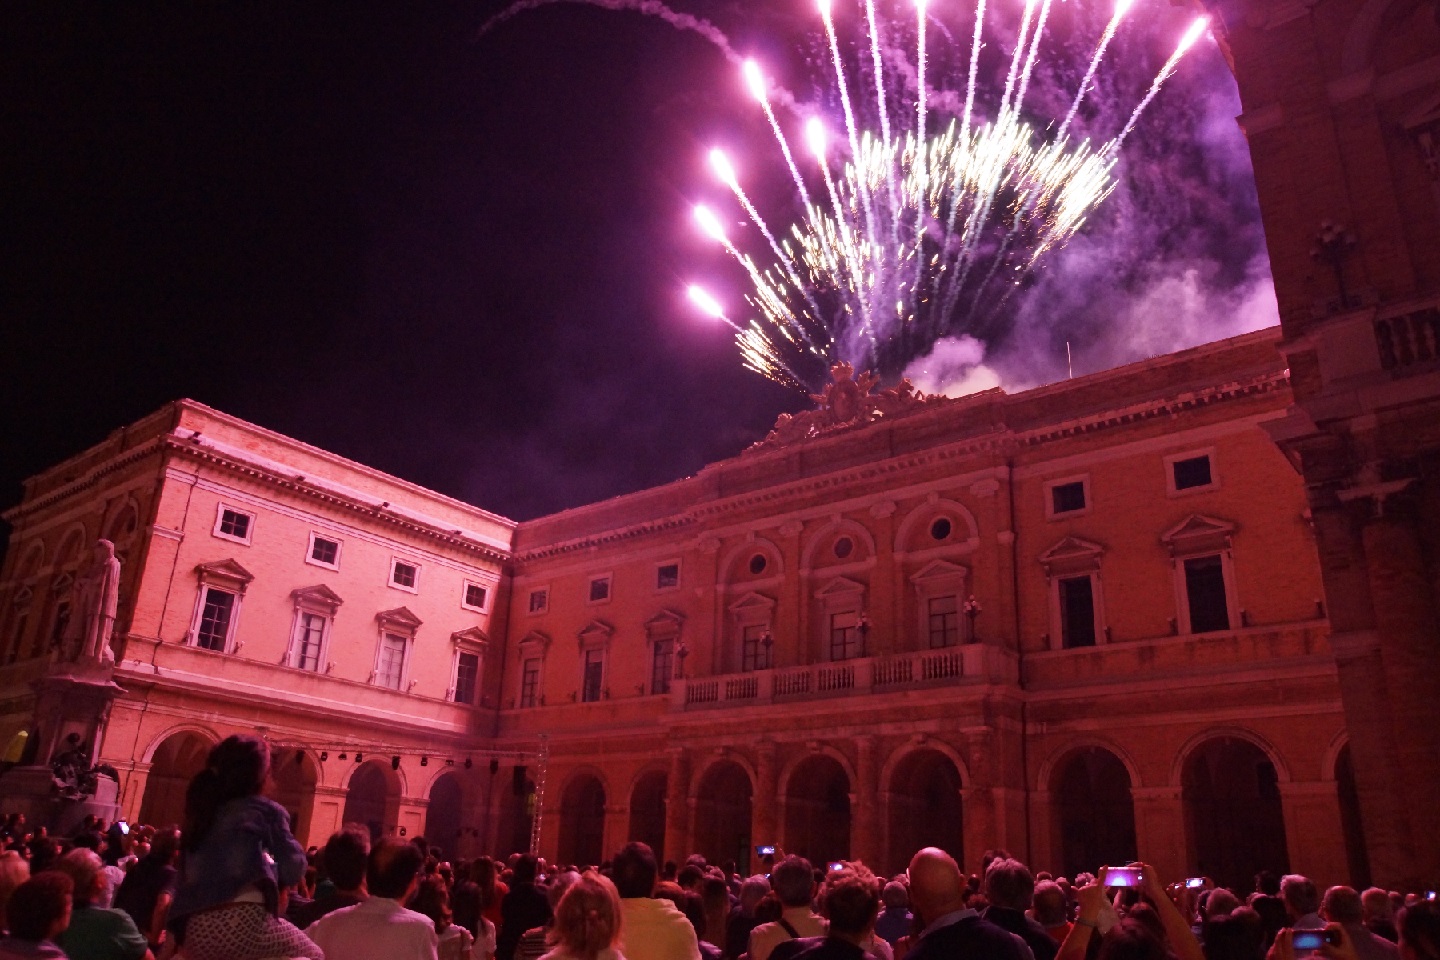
[908,848,967,925]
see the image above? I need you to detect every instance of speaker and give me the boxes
[512,765,528,796]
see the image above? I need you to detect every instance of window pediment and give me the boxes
[518,630,551,655]
[451,626,489,650]
[195,558,255,588]
[728,592,776,615]
[375,606,423,631]
[11,586,34,608]
[814,576,866,599]
[909,559,969,587]
[1038,537,1105,576]
[645,609,685,640]
[291,584,344,611]
[51,572,75,595]
[578,619,614,650]
[1161,515,1235,556]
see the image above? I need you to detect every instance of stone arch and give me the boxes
[270,746,320,847]
[692,751,759,799]
[140,723,220,763]
[781,750,853,864]
[1321,729,1351,783]
[800,518,878,572]
[104,499,142,546]
[557,770,607,868]
[1047,745,1137,879]
[692,758,754,868]
[880,739,970,791]
[894,497,981,554]
[1327,738,1371,888]
[628,766,668,862]
[53,524,88,569]
[1036,737,1142,793]
[15,540,45,578]
[1180,734,1290,891]
[339,756,409,796]
[778,745,857,799]
[139,727,219,827]
[425,770,467,860]
[719,536,785,584]
[1169,726,1292,788]
[343,759,403,839]
[885,745,966,876]
[1341,0,1427,74]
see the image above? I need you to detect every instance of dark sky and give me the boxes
[0,1,1269,542]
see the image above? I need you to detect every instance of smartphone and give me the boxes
[1427,891,1437,902]
[755,845,776,857]
[1184,877,1205,889]
[115,821,129,836]
[1292,930,1338,951]
[1106,867,1143,888]
[828,861,845,872]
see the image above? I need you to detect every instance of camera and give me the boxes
[1105,867,1143,888]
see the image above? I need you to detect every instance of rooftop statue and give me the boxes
[750,362,940,451]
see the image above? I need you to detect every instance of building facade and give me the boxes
[0,329,1373,891]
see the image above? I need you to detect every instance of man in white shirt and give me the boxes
[612,842,701,960]
[749,857,827,960]
[308,837,439,960]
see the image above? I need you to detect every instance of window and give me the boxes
[927,595,960,648]
[528,588,549,615]
[390,560,419,591]
[520,658,541,708]
[930,517,953,541]
[462,582,489,613]
[829,611,862,662]
[833,537,854,559]
[213,506,253,545]
[376,633,407,689]
[742,623,771,672]
[1165,449,1219,495]
[748,554,768,575]
[48,601,72,658]
[656,562,680,591]
[307,534,341,569]
[1184,555,1230,633]
[1051,481,1087,515]
[1059,576,1097,648]
[196,588,236,651]
[650,639,674,695]
[293,613,326,670]
[581,649,604,701]
[588,575,611,604]
[454,651,480,705]
[6,611,28,665]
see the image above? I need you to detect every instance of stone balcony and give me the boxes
[670,642,1018,711]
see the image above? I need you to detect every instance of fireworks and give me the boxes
[686,1,1210,392]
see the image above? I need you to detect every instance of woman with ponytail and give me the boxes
[541,871,626,960]
[166,735,322,960]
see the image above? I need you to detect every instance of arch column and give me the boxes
[1280,781,1347,887]
[664,747,691,860]
[851,736,879,866]
[603,803,628,861]
[309,785,350,846]
[1131,786,1185,882]
[398,796,428,842]
[752,740,778,851]
[1029,789,1054,875]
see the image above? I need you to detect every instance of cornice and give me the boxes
[2,438,164,524]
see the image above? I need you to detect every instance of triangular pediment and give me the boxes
[909,559,969,585]
[645,609,685,638]
[1161,514,1236,545]
[815,576,866,598]
[195,558,255,584]
[451,626,489,648]
[51,572,75,594]
[578,620,614,648]
[1038,537,1105,565]
[11,585,34,607]
[728,591,776,614]
[375,606,423,629]
[518,630,551,653]
[291,584,344,608]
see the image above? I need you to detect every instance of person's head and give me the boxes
[1206,889,1241,918]
[409,874,454,932]
[1032,881,1067,927]
[54,848,104,906]
[1097,918,1170,960]
[1280,875,1319,920]
[740,875,771,914]
[908,848,968,926]
[7,871,73,942]
[0,852,30,922]
[677,863,703,891]
[472,855,496,887]
[1255,872,1280,897]
[702,876,730,911]
[1323,887,1364,924]
[1201,910,1265,960]
[549,869,582,909]
[322,827,370,893]
[1363,888,1396,923]
[882,881,909,911]
[70,831,101,853]
[1400,901,1440,960]
[148,826,180,866]
[984,858,1035,911]
[183,735,271,850]
[367,837,425,900]
[611,842,658,899]
[512,853,539,885]
[771,856,815,908]
[548,870,623,960]
[823,866,880,941]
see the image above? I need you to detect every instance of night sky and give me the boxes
[0,1,1273,545]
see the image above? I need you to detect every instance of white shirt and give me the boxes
[307,895,440,960]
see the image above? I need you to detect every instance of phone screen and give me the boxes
[828,862,845,872]
[1106,867,1142,888]
[755,845,775,857]
[1185,877,1205,889]
[1292,932,1327,952]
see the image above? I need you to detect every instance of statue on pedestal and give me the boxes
[61,539,120,665]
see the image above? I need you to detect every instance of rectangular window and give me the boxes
[1184,555,1230,633]
[463,582,489,612]
[1059,576,1097,648]
[528,589,548,615]
[309,535,340,567]
[520,658,541,707]
[588,576,611,604]
[7,612,28,664]
[581,649,604,702]
[390,560,418,590]
[1172,454,1213,491]
[650,639,674,695]
[656,563,680,591]
[214,506,253,544]
[377,633,407,689]
[927,595,960,648]
[196,588,235,651]
[742,624,771,672]
[454,651,480,705]
[293,612,325,671]
[1051,481,1087,514]
[49,601,72,655]
[829,611,861,662]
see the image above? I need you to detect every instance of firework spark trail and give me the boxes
[1012,0,1055,117]
[960,0,987,146]
[864,0,892,150]
[745,62,816,217]
[1058,0,1135,141]
[999,0,1040,118]
[1112,17,1210,149]
[915,0,928,301]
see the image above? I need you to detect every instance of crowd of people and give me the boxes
[0,735,1436,960]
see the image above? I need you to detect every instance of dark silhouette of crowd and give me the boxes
[0,739,1436,960]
